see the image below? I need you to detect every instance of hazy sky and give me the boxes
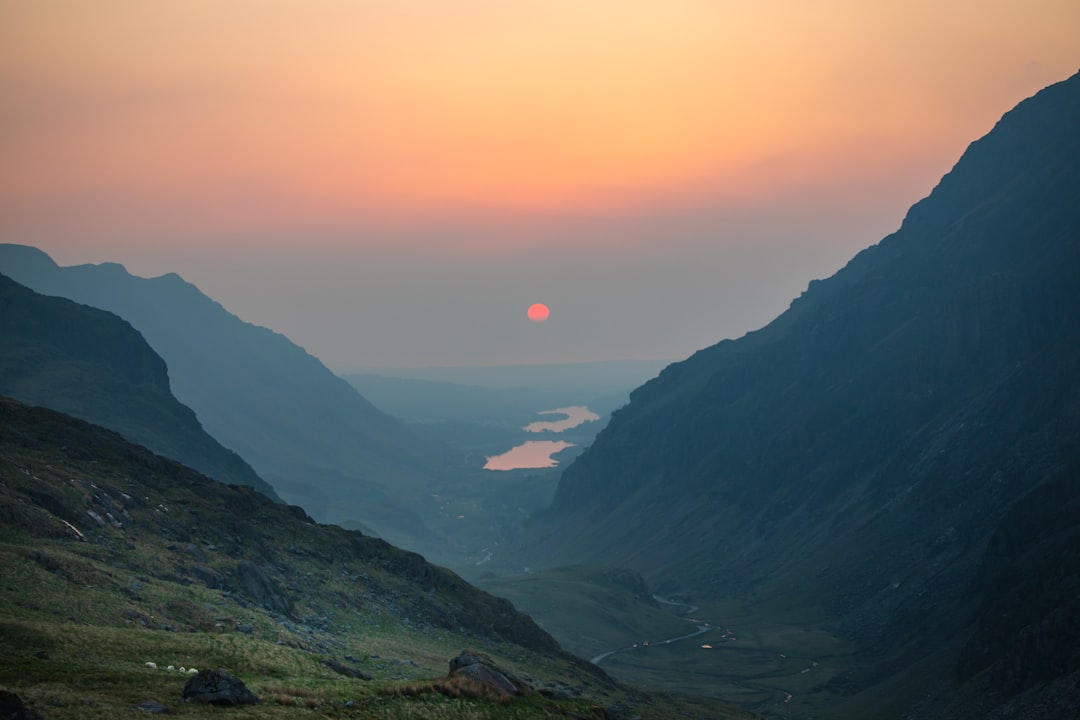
[2,2,1078,369]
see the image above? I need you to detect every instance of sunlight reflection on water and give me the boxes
[523,405,600,433]
[484,440,574,471]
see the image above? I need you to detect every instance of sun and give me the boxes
[527,303,550,323]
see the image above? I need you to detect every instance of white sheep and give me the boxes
[167,665,176,671]
[179,667,186,673]
[144,662,157,669]
[187,668,198,674]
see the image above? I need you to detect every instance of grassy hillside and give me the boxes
[0,396,753,720]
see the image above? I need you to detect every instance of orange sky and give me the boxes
[1,1,1078,366]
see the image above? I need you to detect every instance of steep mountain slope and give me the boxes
[0,247,446,549]
[902,463,1080,719]
[526,72,1080,712]
[0,273,279,501]
[0,396,752,720]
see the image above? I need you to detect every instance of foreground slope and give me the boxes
[0,396,753,719]
[0,247,446,549]
[0,273,279,501]
[525,72,1080,714]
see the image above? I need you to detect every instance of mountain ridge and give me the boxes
[0,272,280,501]
[0,245,449,549]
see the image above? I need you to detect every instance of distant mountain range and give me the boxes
[0,245,446,550]
[0,273,279,501]
[526,71,1080,717]
[352,360,670,391]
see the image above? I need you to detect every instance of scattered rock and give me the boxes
[190,565,220,589]
[0,691,43,720]
[538,680,580,700]
[134,699,171,714]
[231,561,294,616]
[605,702,642,720]
[234,623,253,634]
[27,550,71,581]
[181,668,258,706]
[448,650,530,697]
[325,658,373,680]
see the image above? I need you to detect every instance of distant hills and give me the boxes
[0,245,446,550]
[0,273,279,501]
[526,71,1080,717]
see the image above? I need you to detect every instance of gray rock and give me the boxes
[448,650,530,696]
[0,691,43,720]
[325,658,372,680]
[182,668,258,706]
[231,561,294,615]
[538,681,580,700]
[135,699,171,713]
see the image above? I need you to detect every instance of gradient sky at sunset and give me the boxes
[2,1,1078,369]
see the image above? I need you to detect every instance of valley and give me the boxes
[2,70,1079,720]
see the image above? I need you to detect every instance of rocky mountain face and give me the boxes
[0,273,279,501]
[528,72,1080,714]
[903,462,1080,719]
[0,246,447,549]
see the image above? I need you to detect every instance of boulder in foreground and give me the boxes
[182,668,258,706]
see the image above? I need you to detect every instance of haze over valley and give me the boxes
[2,3,1079,718]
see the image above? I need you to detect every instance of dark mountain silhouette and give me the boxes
[0,273,279,501]
[528,72,1080,716]
[0,247,445,549]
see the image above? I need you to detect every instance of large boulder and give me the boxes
[0,691,43,720]
[448,650,530,697]
[182,668,258,706]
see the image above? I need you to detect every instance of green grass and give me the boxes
[480,567,693,660]
[480,571,870,719]
[0,398,754,720]
[599,597,857,718]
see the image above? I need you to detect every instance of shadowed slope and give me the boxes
[0,273,279,501]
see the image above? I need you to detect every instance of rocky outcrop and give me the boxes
[182,668,258,706]
[325,657,372,680]
[231,561,294,616]
[0,691,43,720]
[448,650,531,697]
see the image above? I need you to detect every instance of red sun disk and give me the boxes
[527,303,550,322]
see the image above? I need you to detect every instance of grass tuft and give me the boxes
[380,675,512,704]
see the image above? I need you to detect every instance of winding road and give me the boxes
[589,595,712,665]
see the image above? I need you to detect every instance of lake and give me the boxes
[523,405,600,433]
[483,440,575,471]
[484,406,600,471]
